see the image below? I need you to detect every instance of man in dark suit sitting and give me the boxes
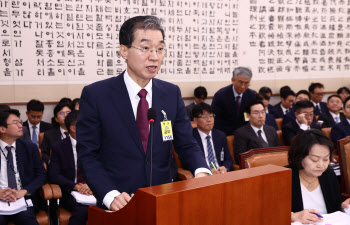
[271,89,295,119]
[212,67,256,135]
[282,100,321,146]
[318,95,345,128]
[185,86,207,121]
[192,103,233,174]
[331,96,350,148]
[49,111,90,225]
[23,99,52,147]
[234,100,281,164]
[309,82,327,115]
[282,90,312,127]
[0,109,46,225]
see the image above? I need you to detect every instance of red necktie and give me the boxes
[137,89,149,153]
[76,168,85,184]
[236,96,241,112]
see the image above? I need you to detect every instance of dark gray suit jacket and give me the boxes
[185,102,196,121]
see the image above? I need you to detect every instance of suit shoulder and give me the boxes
[16,139,38,152]
[214,85,232,97]
[213,128,226,137]
[84,76,119,91]
[245,88,256,96]
[234,123,250,136]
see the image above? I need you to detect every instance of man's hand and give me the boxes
[342,198,350,210]
[109,192,132,211]
[74,183,92,196]
[296,113,308,125]
[210,168,220,175]
[16,189,28,199]
[0,188,16,202]
[194,172,209,178]
[217,166,227,174]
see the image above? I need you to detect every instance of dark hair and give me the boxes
[64,110,78,133]
[52,103,72,126]
[194,86,207,99]
[344,96,350,107]
[59,97,72,106]
[279,86,291,96]
[256,93,270,101]
[296,90,311,100]
[308,83,324,93]
[27,99,44,112]
[327,94,342,102]
[294,100,314,113]
[337,87,350,95]
[288,129,333,169]
[245,100,265,114]
[281,89,295,99]
[0,105,11,112]
[72,98,80,108]
[259,86,272,96]
[119,16,165,47]
[192,102,213,118]
[0,109,20,128]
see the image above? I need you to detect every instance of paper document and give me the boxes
[0,197,27,215]
[71,191,97,206]
[291,211,350,225]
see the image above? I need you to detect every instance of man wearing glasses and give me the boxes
[192,103,233,174]
[212,67,256,135]
[77,16,210,212]
[23,100,52,147]
[309,83,327,116]
[0,109,46,225]
[234,100,281,164]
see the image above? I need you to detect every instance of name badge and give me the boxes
[244,112,249,121]
[161,120,174,142]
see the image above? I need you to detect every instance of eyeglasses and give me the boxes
[197,114,215,119]
[58,111,70,117]
[251,110,266,116]
[130,46,166,56]
[7,120,23,126]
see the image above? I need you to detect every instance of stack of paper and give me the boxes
[0,198,27,215]
[291,211,350,225]
[71,191,97,206]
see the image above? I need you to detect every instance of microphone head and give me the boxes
[147,108,157,122]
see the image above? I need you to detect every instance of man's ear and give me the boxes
[120,45,129,60]
[0,126,6,135]
[71,125,76,133]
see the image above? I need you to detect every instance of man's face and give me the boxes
[193,110,214,134]
[295,94,310,103]
[281,95,295,109]
[297,107,314,125]
[339,90,350,102]
[262,99,269,110]
[248,104,266,128]
[55,106,71,127]
[343,101,350,120]
[1,114,23,139]
[310,87,324,103]
[26,110,43,126]
[327,97,342,114]
[120,29,165,86]
[232,75,251,94]
[194,95,206,104]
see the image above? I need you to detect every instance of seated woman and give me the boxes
[288,129,350,224]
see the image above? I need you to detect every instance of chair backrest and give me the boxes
[337,136,350,194]
[321,127,332,140]
[226,135,235,163]
[276,130,285,146]
[39,132,44,146]
[275,118,283,130]
[239,146,290,169]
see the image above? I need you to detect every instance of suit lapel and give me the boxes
[246,125,261,147]
[263,126,273,146]
[15,140,25,183]
[212,129,222,164]
[193,128,204,153]
[63,138,75,169]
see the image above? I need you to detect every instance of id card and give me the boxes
[161,120,174,141]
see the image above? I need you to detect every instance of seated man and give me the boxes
[331,96,350,148]
[256,93,278,130]
[337,87,350,103]
[185,86,207,121]
[0,109,46,225]
[309,82,327,115]
[23,99,52,147]
[48,111,91,225]
[318,95,345,128]
[282,100,321,146]
[234,100,281,164]
[258,86,274,113]
[282,90,312,127]
[192,103,233,174]
[271,89,295,119]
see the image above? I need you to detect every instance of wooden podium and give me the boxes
[88,165,291,225]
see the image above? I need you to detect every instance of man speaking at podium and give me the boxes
[76,16,210,211]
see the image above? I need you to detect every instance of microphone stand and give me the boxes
[149,119,154,187]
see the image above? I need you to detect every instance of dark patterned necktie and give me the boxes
[257,130,269,148]
[137,89,149,153]
[32,125,38,147]
[6,146,17,189]
[236,96,241,112]
[206,135,216,169]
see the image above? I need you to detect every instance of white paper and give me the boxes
[0,197,27,215]
[71,191,97,206]
[292,211,350,225]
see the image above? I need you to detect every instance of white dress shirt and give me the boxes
[250,124,268,143]
[103,70,211,209]
[233,87,243,104]
[329,111,340,123]
[311,101,322,113]
[59,127,69,139]
[28,121,40,140]
[197,129,219,168]
[0,140,21,190]
[295,119,310,131]
[70,136,78,183]
[280,105,290,115]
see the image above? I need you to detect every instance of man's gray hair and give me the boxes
[232,67,253,80]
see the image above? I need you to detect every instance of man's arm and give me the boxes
[330,124,345,149]
[233,130,247,164]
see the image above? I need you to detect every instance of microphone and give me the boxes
[148,108,156,187]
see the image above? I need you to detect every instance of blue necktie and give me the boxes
[6,146,17,189]
[206,135,216,169]
[32,125,38,147]
[335,116,339,123]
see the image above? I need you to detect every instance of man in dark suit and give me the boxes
[282,100,321,146]
[256,93,278,130]
[49,111,90,225]
[309,82,327,115]
[185,86,207,121]
[234,100,281,164]
[318,95,345,128]
[331,96,350,148]
[192,103,233,174]
[76,16,210,212]
[212,67,256,135]
[271,89,295,119]
[258,86,274,113]
[22,100,52,147]
[282,90,312,127]
[0,109,46,225]
[40,102,72,164]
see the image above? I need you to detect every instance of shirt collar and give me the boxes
[28,120,39,129]
[347,118,350,125]
[311,101,319,107]
[280,105,289,113]
[232,87,243,98]
[59,127,67,137]
[0,139,16,152]
[124,70,153,101]
[250,124,264,134]
[197,129,212,140]
[329,111,339,119]
[69,136,77,148]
